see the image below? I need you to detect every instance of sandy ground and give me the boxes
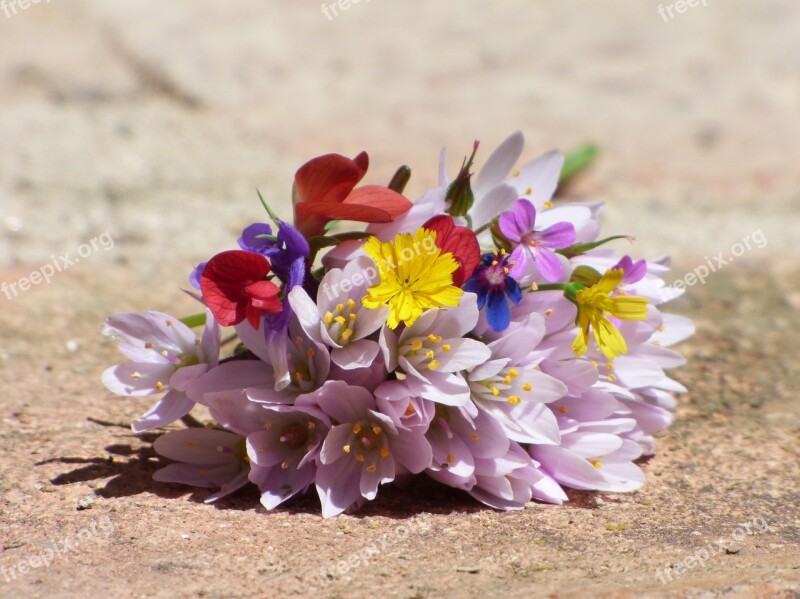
[1,1,799,598]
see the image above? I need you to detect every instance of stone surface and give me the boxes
[1,1,798,598]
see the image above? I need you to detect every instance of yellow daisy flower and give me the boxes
[571,268,648,360]
[362,229,463,329]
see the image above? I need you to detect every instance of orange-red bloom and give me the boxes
[293,152,412,238]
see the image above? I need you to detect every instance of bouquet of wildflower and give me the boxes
[102,132,692,516]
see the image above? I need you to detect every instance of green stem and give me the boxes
[257,188,281,222]
[180,313,207,328]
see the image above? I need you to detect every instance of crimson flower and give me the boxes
[293,152,412,238]
[422,215,480,286]
[200,250,282,328]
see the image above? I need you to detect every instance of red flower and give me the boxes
[423,215,480,286]
[200,250,282,328]
[293,152,413,238]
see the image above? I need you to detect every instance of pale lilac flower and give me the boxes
[468,443,567,510]
[153,428,250,503]
[246,403,330,510]
[381,292,491,408]
[289,256,388,370]
[102,310,220,432]
[425,404,509,489]
[499,199,575,282]
[467,314,566,444]
[298,381,432,517]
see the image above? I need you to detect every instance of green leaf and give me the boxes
[559,144,599,186]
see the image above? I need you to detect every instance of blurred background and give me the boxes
[0,0,797,287]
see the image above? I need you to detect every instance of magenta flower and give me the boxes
[298,381,432,517]
[498,199,575,282]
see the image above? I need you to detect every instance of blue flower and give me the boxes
[463,252,522,332]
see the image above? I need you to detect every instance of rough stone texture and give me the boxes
[0,1,798,598]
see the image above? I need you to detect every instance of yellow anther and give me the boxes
[161,350,169,357]
[470,434,479,442]
[145,342,153,349]
[410,339,423,351]
[544,308,553,317]
[529,282,539,291]
[380,447,390,458]
[607,374,617,382]
[659,325,666,332]
[352,424,362,433]
[343,444,351,453]
[308,421,315,430]
[425,350,435,360]
[606,362,614,370]
[513,168,520,177]
[347,298,357,310]
[131,372,141,379]
[447,454,456,463]
[491,260,498,266]
[500,248,507,255]
[372,426,382,435]
[323,312,334,325]
[404,404,416,416]
[508,368,519,378]
[306,348,316,357]
[356,454,365,462]
[590,460,602,469]
[295,336,303,346]
[591,361,599,368]
[341,328,353,341]
[294,371,304,381]
[427,333,442,343]
[558,405,568,414]
[281,461,289,470]
[335,303,344,312]
[523,382,532,391]
[428,360,440,370]
[525,187,532,195]
[155,381,164,391]
[441,344,451,352]
[349,313,357,321]
[544,200,553,209]
[335,315,346,326]
[503,376,512,385]
[507,396,521,405]
[367,465,377,473]
[503,267,509,274]
[491,386,500,396]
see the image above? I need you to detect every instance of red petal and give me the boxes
[200,250,272,326]
[343,185,413,218]
[293,152,368,206]
[423,215,480,286]
[295,201,395,225]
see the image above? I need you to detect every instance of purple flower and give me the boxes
[463,252,523,332]
[498,199,575,282]
[152,428,250,503]
[101,310,220,432]
[612,255,647,285]
[298,381,432,517]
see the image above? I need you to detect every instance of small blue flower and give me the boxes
[463,252,522,332]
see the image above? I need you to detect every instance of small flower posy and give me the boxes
[102,132,693,517]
